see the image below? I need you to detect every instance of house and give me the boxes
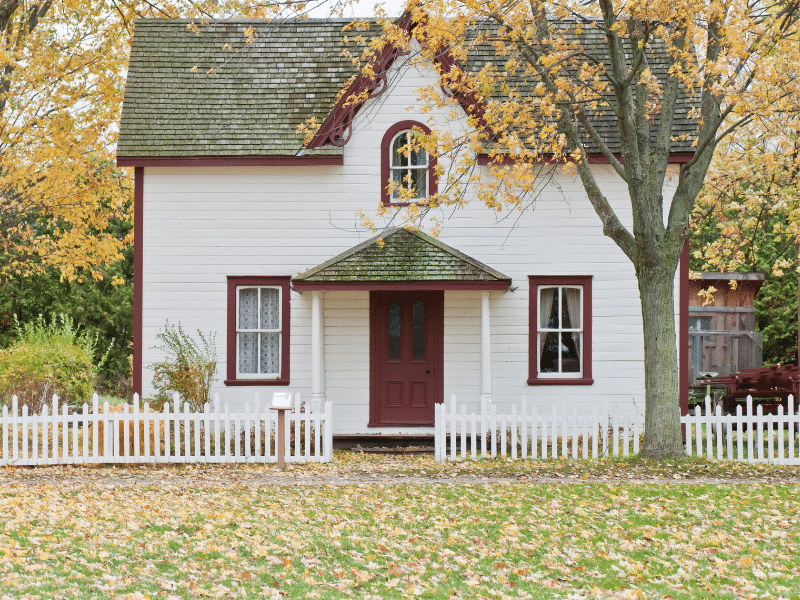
[116,16,695,436]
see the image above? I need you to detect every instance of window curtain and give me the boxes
[539,288,556,360]
[564,288,582,369]
[564,288,581,329]
[260,288,280,374]
[239,289,259,374]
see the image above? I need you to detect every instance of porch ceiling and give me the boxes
[292,228,511,291]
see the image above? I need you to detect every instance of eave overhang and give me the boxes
[292,227,512,292]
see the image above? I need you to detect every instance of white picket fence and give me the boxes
[0,392,332,466]
[434,394,643,461]
[682,395,800,464]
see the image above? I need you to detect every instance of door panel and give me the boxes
[369,290,443,426]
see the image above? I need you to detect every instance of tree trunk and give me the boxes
[637,266,685,458]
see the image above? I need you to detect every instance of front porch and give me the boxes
[292,228,512,435]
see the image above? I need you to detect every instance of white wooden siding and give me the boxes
[140,50,680,435]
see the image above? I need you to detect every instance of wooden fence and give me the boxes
[682,395,800,464]
[434,395,643,461]
[0,392,332,466]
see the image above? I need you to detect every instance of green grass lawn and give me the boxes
[0,457,798,599]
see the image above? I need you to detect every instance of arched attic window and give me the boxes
[380,121,438,206]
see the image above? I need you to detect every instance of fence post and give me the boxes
[2,404,8,466]
[777,405,785,465]
[789,395,796,464]
[490,403,497,459]
[434,404,440,461]
[736,404,744,461]
[294,393,301,460]
[460,403,467,460]
[746,396,754,462]
[244,401,251,462]
[480,395,487,458]
[325,400,333,462]
[511,404,517,460]
[21,404,28,464]
[521,395,528,460]
[12,395,18,463]
[704,395,712,460]
[450,394,457,461]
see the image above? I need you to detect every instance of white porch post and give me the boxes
[481,291,492,403]
[311,291,325,403]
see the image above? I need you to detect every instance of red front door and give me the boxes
[369,290,444,426]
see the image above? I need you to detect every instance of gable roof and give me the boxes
[117,18,379,159]
[292,228,512,289]
[117,17,698,161]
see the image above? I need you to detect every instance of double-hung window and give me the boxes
[528,276,593,385]
[226,276,290,385]
[380,121,438,206]
[390,130,428,201]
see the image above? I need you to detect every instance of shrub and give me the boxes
[0,315,105,412]
[151,322,217,411]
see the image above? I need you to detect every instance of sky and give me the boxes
[304,0,407,18]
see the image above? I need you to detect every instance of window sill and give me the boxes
[382,200,430,208]
[527,377,594,386]
[224,379,290,386]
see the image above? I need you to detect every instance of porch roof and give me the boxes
[292,228,511,291]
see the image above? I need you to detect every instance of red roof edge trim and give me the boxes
[307,11,489,149]
[116,155,343,167]
[307,12,414,149]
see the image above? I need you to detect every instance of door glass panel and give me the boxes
[388,301,401,360]
[413,300,425,360]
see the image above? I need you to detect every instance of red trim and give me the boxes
[117,156,342,168]
[478,152,695,166]
[380,121,438,206]
[226,276,291,386]
[680,240,689,418]
[528,275,593,386]
[133,167,144,397]
[293,280,510,291]
[307,12,488,149]
[527,378,594,386]
[308,12,414,148]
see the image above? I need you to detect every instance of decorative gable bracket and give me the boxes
[307,12,488,149]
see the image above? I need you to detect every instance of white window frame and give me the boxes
[236,285,282,379]
[537,285,583,378]
[389,130,428,201]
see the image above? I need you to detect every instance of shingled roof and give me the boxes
[292,228,512,287]
[118,19,378,158]
[118,17,698,159]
